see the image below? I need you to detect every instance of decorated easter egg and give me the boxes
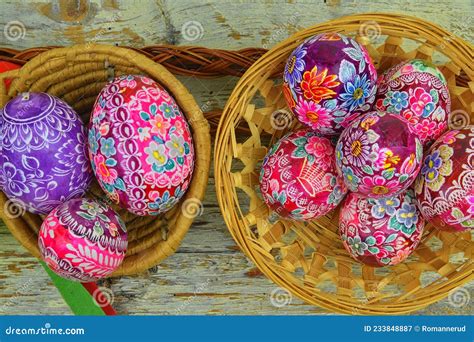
[336,111,423,198]
[89,75,194,216]
[283,32,377,135]
[260,129,347,220]
[0,61,20,90]
[374,59,450,145]
[414,126,474,232]
[339,190,424,266]
[39,198,128,282]
[0,92,92,214]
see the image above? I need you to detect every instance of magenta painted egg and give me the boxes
[89,75,195,216]
[414,126,474,232]
[38,198,128,282]
[283,32,377,135]
[374,59,450,145]
[335,111,423,198]
[339,190,424,266]
[259,129,347,220]
[0,92,92,214]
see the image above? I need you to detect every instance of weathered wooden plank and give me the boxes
[0,0,472,50]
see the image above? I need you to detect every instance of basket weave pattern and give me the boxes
[215,14,473,314]
[0,44,211,276]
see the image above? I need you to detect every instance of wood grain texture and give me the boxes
[0,0,473,315]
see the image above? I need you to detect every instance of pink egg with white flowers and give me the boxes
[259,129,347,220]
[339,190,424,267]
[374,59,450,145]
[39,198,128,282]
[89,75,195,216]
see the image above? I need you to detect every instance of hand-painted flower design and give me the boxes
[371,197,401,219]
[284,44,307,88]
[149,114,171,136]
[99,137,116,157]
[145,141,168,168]
[409,88,435,118]
[294,98,332,131]
[93,154,118,185]
[88,128,99,154]
[346,236,368,256]
[305,135,333,161]
[394,202,419,233]
[388,91,409,112]
[414,119,437,141]
[2,162,29,196]
[360,175,399,197]
[79,201,105,217]
[339,74,371,112]
[420,145,453,192]
[301,66,340,103]
[137,127,151,141]
[343,129,371,167]
[166,134,186,158]
[373,147,400,171]
[159,103,178,118]
[341,166,360,191]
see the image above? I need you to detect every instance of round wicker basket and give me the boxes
[0,44,211,277]
[215,13,473,314]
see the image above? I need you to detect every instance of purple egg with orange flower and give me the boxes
[283,32,377,135]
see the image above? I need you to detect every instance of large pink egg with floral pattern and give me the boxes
[414,126,474,232]
[259,129,347,220]
[89,75,194,216]
[283,32,377,135]
[374,59,450,145]
[339,190,424,267]
[38,198,128,282]
[336,111,423,198]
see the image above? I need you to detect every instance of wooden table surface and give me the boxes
[0,0,472,315]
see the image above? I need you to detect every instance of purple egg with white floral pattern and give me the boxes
[414,127,474,232]
[374,59,450,146]
[89,75,194,216]
[0,92,92,214]
[283,32,377,135]
[335,111,423,198]
[339,190,424,267]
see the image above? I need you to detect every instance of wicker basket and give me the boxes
[0,44,211,276]
[215,13,473,314]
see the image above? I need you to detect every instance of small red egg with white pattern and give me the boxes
[259,129,347,221]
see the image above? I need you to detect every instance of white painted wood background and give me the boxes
[0,0,472,315]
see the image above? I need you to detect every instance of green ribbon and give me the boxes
[40,261,105,316]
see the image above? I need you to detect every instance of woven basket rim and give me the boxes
[0,43,211,276]
[215,13,474,314]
